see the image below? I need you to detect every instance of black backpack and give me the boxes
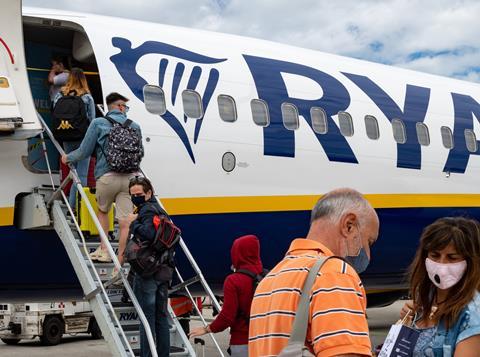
[104,116,144,173]
[236,268,269,290]
[124,204,179,280]
[52,92,89,141]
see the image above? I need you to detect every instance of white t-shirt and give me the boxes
[49,72,69,101]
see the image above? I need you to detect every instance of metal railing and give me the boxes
[38,115,158,357]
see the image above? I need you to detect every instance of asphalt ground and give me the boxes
[0,300,405,356]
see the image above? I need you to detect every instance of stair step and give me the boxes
[77,241,119,255]
[86,260,130,281]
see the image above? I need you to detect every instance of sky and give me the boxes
[23,0,480,83]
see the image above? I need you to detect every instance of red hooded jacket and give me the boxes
[209,235,263,345]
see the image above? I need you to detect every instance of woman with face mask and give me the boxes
[126,176,172,357]
[399,217,480,356]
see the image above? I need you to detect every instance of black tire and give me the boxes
[1,338,21,345]
[40,316,64,346]
[88,317,102,339]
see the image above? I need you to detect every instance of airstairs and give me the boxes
[17,116,226,356]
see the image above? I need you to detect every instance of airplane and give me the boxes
[1,2,480,307]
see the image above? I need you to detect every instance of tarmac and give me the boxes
[0,300,404,356]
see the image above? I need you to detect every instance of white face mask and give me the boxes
[425,257,467,290]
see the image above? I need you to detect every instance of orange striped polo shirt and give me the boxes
[248,238,371,357]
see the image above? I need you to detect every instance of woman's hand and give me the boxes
[399,300,414,324]
[189,326,210,338]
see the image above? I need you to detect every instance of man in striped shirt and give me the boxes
[249,188,379,356]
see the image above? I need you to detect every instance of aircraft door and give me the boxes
[0,1,42,139]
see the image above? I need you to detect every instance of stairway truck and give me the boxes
[0,301,102,346]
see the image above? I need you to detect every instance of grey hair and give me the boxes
[310,188,372,225]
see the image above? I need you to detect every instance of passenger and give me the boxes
[399,217,480,355]
[248,188,379,357]
[61,92,142,264]
[127,176,170,357]
[189,235,264,357]
[48,56,69,101]
[53,67,95,209]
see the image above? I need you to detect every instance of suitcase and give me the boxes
[77,187,114,236]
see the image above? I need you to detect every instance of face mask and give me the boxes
[344,225,370,274]
[131,195,146,207]
[425,257,467,290]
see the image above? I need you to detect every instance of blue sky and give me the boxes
[24,0,480,83]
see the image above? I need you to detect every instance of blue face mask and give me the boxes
[131,195,146,207]
[345,247,370,274]
[344,224,370,274]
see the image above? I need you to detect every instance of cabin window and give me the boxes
[364,115,380,140]
[441,126,454,149]
[338,111,354,137]
[281,103,299,130]
[416,122,430,146]
[251,99,270,127]
[392,119,407,144]
[143,85,167,115]
[311,107,328,134]
[182,90,203,119]
[217,95,237,123]
[465,129,477,153]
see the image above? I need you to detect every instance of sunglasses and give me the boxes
[129,176,147,184]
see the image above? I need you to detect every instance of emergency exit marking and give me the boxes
[99,268,107,275]
[0,77,9,88]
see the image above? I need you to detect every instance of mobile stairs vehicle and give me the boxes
[13,115,226,356]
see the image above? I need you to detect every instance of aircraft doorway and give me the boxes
[22,17,104,173]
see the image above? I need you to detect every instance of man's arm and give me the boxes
[66,120,98,163]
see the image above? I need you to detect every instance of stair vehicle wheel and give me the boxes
[1,338,21,345]
[40,316,64,346]
[88,317,102,339]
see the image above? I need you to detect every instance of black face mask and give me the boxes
[131,195,146,207]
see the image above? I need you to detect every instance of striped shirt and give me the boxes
[248,238,371,357]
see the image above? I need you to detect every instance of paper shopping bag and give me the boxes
[378,323,420,357]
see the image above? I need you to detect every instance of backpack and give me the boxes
[124,204,180,280]
[104,116,144,173]
[52,92,89,141]
[235,268,269,324]
[236,268,269,290]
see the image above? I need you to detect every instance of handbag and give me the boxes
[278,256,332,357]
[378,310,420,357]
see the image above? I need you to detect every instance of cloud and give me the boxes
[23,0,480,83]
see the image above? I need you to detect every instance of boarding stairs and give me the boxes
[20,115,226,356]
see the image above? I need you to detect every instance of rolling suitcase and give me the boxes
[77,187,114,236]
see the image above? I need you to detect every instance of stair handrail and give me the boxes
[38,115,158,357]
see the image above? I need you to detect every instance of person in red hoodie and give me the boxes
[189,234,263,357]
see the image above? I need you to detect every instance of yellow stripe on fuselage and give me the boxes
[162,193,480,215]
[1,193,479,226]
[0,207,14,226]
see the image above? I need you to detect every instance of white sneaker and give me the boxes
[110,269,123,286]
[89,246,102,259]
[95,249,113,263]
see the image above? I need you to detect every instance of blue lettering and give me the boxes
[343,73,430,170]
[444,93,480,173]
[243,55,357,163]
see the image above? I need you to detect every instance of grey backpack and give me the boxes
[278,256,332,357]
[104,116,144,173]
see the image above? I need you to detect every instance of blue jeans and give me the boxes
[133,275,170,357]
[63,141,89,209]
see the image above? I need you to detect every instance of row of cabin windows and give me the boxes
[143,85,478,153]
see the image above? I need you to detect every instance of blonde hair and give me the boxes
[61,68,90,96]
